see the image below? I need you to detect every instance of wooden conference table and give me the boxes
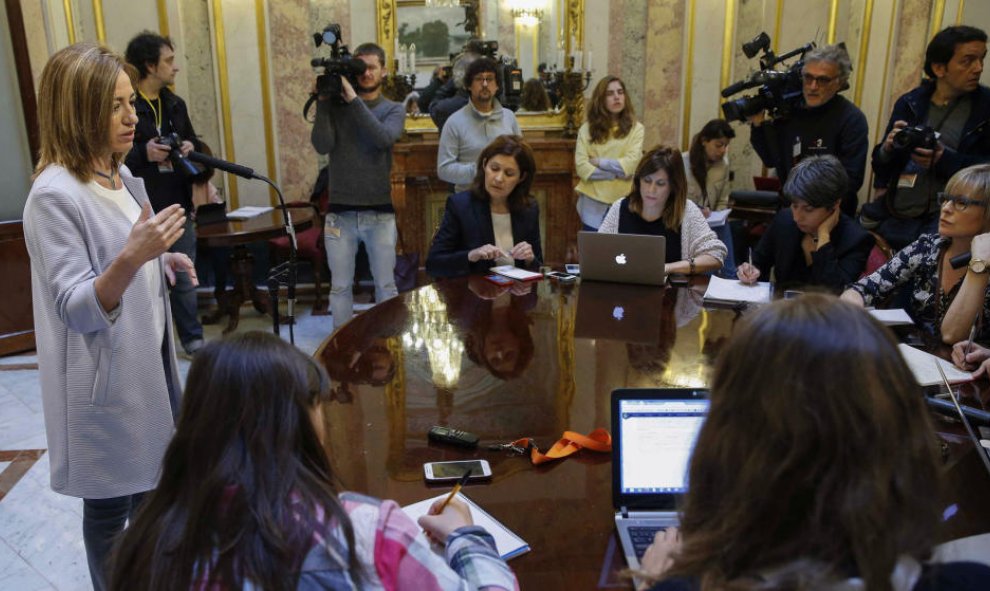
[313,276,990,590]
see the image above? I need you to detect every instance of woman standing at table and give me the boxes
[598,146,726,275]
[111,332,517,590]
[22,43,195,591]
[842,164,990,343]
[683,119,737,276]
[637,295,990,591]
[426,134,542,278]
[737,155,874,292]
[574,75,645,230]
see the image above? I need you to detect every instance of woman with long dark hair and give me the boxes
[110,331,517,590]
[427,134,542,278]
[574,75,645,230]
[598,146,726,275]
[683,119,737,275]
[638,295,990,590]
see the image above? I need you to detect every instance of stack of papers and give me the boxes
[706,209,732,228]
[402,492,530,560]
[897,344,973,386]
[868,308,915,326]
[703,276,772,305]
[491,265,543,282]
[226,206,273,220]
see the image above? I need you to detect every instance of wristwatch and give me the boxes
[969,258,989,274]
[688,257,696,275]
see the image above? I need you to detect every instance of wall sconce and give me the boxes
[509,0,546,23]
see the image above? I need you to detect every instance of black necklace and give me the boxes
[93,169,116,189]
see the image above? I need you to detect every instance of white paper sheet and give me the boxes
[402,492,530,560]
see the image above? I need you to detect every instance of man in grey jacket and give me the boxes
[311,42,405,329]
[437,57,522,192]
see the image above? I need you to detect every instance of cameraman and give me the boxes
[424,50,481,132]
[310,42,405,330]
[862,26,990,250]
[125,31,205,356]
[748,44,868,217]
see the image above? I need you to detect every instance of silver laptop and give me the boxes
[578,231,667,286]
[611,388,709,570]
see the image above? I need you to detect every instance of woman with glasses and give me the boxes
[842,163,990,343]
[737,155,873,292]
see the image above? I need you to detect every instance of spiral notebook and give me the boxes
[402,492,530,560]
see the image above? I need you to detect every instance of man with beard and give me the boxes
[311,42,405,330]
[437,57,521,193]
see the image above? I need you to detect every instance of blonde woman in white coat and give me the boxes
[22,43,195,591]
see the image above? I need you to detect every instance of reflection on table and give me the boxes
[313,276,990,589]
[196,209,313,333]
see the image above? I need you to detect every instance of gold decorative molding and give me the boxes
[63,0,76,44]
[853,0,874,106]
[957,0,966,25]
[827,0,839,44]
[376,0,398,74]
[255,0,278,205]
[720,0,737,91]
[565,0,584,54]
[683,0,696,149]
[773,0,783,52]
[91,0,106,43]
[157,0,169,37]
[929,0,946,40]
[211,0,238,207]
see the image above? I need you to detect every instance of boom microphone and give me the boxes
[186,151,258,180]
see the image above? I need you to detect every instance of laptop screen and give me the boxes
[617,398,708,496]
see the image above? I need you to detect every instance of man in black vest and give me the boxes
[125,31,205,355]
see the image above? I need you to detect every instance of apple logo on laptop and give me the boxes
[615,253,627,265]
[612,306,625,321]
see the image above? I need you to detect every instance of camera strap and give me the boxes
[303,94,319,122]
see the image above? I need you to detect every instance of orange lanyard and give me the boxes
[508,428,612,465]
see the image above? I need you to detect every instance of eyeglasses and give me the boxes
[937,192,989,212]
[474,76,497,85]
[802,73,836,86]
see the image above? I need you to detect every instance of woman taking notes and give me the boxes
[574,75,645,230]
[426,134,542,278]
[22,43,196,590]
[599,146,726,275]
[683,118,737,275]
[111,332,516,590]
[638,295,990,590]
[842,164,990,343]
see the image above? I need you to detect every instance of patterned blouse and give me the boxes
[847,233,990,340]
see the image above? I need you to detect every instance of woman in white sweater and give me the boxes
[599,146,726,275]
[682,118,737,275]
[574,75,645,230]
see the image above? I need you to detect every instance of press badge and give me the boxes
[792,137,802,159]
[897,173,918,189]
[325,216,340,238]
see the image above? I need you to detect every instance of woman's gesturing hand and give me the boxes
[122,203,186,267]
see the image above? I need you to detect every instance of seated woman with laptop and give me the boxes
[598,145,726,275]
[736,155,874,292]
[426,134,543,278]
[636,294,990,591]
[842,163,990,344]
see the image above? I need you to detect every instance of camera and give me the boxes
[891,125,938,154]
[720,32,815,122]
[157,132,199,178]
[310,23,367,102]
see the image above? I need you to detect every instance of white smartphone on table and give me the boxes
[423,459,492,483]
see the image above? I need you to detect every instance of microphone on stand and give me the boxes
[187,151,299,344]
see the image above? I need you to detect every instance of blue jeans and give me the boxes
[168,218,203,346]
[83,492,146,591]
[713,223,737,278]
[324,211,398,328]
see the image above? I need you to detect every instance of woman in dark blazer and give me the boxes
[426,135,543,278]
[737,155,874,292]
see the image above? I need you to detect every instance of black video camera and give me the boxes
[721,32,815,122]
[158,132,199,178]
[468,40,523,110]
[311,24,367,102]
[892,125,938,154]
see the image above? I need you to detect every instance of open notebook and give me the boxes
[402,492,530,560]
[898,344,973,386]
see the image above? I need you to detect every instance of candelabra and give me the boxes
[554,60,591,138]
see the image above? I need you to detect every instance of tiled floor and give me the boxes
[0,302,338,590]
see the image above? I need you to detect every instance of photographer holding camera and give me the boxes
[748,44,868,217]
[310,40,405,330]
[861,26,990,250]
[125,31,206,356]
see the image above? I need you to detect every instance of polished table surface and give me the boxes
[314,276,990,590]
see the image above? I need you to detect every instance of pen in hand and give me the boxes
[748,247,753,268]
[437,470,473,514]
[965,320,979,364]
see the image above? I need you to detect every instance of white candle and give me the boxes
[409,43,416,73]
[557,49,564,70]
[399,44,407,73]
[585,50,593,72]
